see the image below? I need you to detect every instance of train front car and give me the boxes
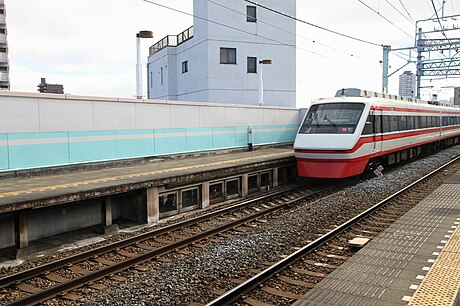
[294,91,371,178]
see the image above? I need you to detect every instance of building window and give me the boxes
[160,67,164,85]
[182,60,188,73]
[247,57,257,73]
[247,6,257,22]
[220,48,237,64]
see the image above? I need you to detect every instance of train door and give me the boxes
[372,110,383,152]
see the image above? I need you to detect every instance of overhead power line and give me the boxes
[208,0,374,63]
[384,0,414,25]
[140,0,358,64]
[243,0,382,47]
[357,0,414,40]
[430,0,449,39]
[397,0,415,23]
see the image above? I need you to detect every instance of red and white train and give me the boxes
[294,88,460,178]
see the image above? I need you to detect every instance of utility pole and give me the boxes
[381,13,460,98]
[382,45,391,93]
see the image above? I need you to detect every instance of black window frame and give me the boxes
[220,47,237,64]
[247,57,257,73]
[247,5,257,22]
[182,60,188,73]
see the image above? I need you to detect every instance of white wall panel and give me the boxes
[223,107,247,126]
[93,102,136,131]
[199,106,225,128]
[244,108,265,126]
[263,109,279,126]
[170,105,200,128]
[39,99,93,132]
[0,97,39,133]
[135,104,171,129]
[279,109,300,126]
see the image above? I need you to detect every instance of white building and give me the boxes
[399,71,415,98]
[0,0,8,90]
[147,0,296,107]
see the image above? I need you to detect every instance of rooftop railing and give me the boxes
[149,26,193,56]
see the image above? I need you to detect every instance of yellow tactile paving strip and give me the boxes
[409,222,460,306]
[0,151,292,199]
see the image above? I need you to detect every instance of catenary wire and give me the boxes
[430,0,449,39]
[398,0,416,22]
[243,0,382,47]
[357,0,414,40]
[207,0,375,64]
[384,0,414,25]
[140,0,359,64]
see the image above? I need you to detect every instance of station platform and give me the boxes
[294,171,460,305]
[0,146,293,213]
[0,146,295,255]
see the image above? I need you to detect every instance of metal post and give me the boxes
[416,28,424,99]
[258,64,264,105]
[135,31,153,99]
[136,35,142,99]
[382,45,391,94]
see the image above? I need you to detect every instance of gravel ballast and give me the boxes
[80,146,460,306]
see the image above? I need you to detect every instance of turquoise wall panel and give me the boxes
[253,126,273,145]
[116,130,155,159]
[69,131,117,163]
[155,129,186,154]
[212,128,236,149]
[0,134,8,170]
[272,125,297,143]
[0,124,297,172]
[8,132,70,169]
[186,128,213,151]
[235,127,247,147]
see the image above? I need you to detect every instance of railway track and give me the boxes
[0,182,344,306]
[207,155,460,306]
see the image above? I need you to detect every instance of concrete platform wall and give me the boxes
[0,92,300,172]
[27,199,101,241]
[0,213,14,249]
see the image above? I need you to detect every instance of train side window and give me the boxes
[375,115,381,133]
[362,115,373,135]
[415,116,421,129]
[390,116,399,132]
[382,115,390,133]
[400,116,407,131]
[433,116,438,127]
[451,116,455,126]
[407,116,414,130]
[442,116,448,126]
[426,116,432,128]
[420,116,427,128]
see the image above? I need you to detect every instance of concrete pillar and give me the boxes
[242,174,249,197]
[202,182,210,209]
[146,186,160,223]
[14,211,28,249]
[272,168,279,188]
[101,197,118,234]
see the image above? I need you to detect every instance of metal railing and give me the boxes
[149,26,193,55]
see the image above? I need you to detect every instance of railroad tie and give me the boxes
[261,286,303,299]
[278,275,316,289]
[291,267,326,278]
[243,297,276,306]
[44,272,69,283]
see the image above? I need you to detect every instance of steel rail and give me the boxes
[206,155,460,306]
[4,185,331,306]
[0,185,302,289]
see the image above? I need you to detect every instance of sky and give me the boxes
[6,0,460,108]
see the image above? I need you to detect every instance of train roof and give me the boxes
[318,88,459,109]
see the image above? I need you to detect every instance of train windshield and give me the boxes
[299,103,365,134]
